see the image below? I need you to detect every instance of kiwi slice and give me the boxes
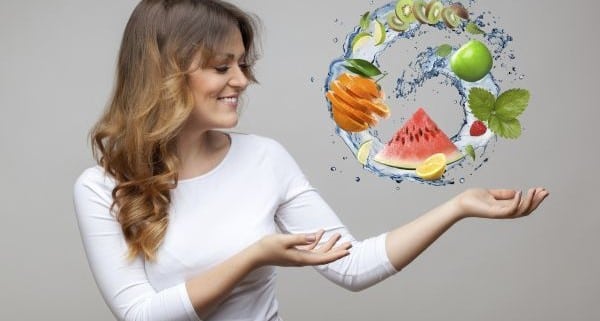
[387,12,410,32]
[449,3,469,20]
[426,1,444,24]
[412,0,429,24]
[395,0,416,23]
[441,8,461,28]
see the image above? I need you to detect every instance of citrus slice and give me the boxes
[372,20,386,45]
[351,32,373,52]
[357,140,373,165]
[415,153,447,180]
[326,91,373,130]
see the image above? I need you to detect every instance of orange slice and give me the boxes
[357,98,390,118]
[327,91,377,125]
[331,103,369,132]
[345,76,380,99]
[330,80,371,115]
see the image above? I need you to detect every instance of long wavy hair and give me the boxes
[90,0,259,261]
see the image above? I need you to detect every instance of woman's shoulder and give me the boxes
[73,165,117,198]
[230,131,289,154]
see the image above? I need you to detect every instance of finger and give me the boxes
[296,229,325,251]
[296,249,350,266]
[284,232,319,248]
[502,190,522,217]
[314,233,342,253]
[526,188,550,214]
[488,189,518,200]
[331,241,352,252]
[516,188,536,217]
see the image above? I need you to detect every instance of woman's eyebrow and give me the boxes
[212,52,247,62]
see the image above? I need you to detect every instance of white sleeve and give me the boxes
[268,141,399,292]
[73,168,201,321]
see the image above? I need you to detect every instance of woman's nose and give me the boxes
[229,65,249,89]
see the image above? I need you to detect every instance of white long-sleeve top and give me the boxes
[73,132,398,321]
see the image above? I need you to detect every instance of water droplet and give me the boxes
[334,18,339,23]
[330,166,337,172]
[342,156,348,160]
[355,177,361,182]
[459,178,465,184]
[310,76,315,83]
[518,75,524,80]
[395,186,401,190]
[333,37,339,43]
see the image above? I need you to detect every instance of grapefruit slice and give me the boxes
[374,107,463,169]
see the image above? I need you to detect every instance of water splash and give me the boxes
[324,0,516,186]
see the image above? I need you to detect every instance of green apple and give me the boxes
[450,39,493,82]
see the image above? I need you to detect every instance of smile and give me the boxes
[217,96,239,107]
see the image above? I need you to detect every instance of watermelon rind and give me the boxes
[373,107,464,169]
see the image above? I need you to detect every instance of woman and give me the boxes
[73,1,549,320]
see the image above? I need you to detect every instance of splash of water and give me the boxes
[324,0,516,186]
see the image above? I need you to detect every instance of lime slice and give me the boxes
[357,140,373,165]
[351,32,373,52]
[415,153,447,180]
[372,20,386,45]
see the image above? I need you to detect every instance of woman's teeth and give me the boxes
[218,97,238,104]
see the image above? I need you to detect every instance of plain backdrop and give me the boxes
[1,0,598,320]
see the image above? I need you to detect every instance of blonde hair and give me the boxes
[90,0,259,261]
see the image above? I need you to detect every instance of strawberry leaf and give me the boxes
[489,116,521,139]
[495,89,530,120]
[468,87,495,122]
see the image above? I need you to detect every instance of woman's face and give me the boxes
[185,29,250,131]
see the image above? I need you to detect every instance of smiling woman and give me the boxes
[72,1,548,321]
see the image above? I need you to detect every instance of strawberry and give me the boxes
[469,120,487,136]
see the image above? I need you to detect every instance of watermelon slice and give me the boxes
[374,107,463,169]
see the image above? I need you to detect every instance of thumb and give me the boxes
[284,233,316,247]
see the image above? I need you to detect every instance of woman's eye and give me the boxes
[214,66,230,73]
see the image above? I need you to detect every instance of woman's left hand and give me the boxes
[453,187,550,220]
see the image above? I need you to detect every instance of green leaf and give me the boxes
[344,59,382,77]
[465,144,476,161]
[360,11,371,30]
[495,89,530,120]
[468,87,495,122]
[436,44,453,57]
[466,22,485,35]
[489,116,522,139]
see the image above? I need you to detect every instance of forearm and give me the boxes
[185,245,258,319]
[385,198,462,271]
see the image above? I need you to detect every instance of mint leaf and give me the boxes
[489,116,521,139]
[436,44,452,57]
[466,22,485,35]
[360,11,370,30]
[345,59,382,77]
[465,144,476,161]
[468,87,495,121]
[495,89,530,120]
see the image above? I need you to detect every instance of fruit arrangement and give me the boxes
[326,1,531,183]
[326,73,390,132]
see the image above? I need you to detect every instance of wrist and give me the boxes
[446,195,467,221]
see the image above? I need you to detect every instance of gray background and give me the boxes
[1,0,598,320]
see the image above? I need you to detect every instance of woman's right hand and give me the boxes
[249,230,352,268]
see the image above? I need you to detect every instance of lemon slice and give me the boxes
[372,20,386,45]
[357,140,373,165]
[351,32,373,52]
[415,153,447,180]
